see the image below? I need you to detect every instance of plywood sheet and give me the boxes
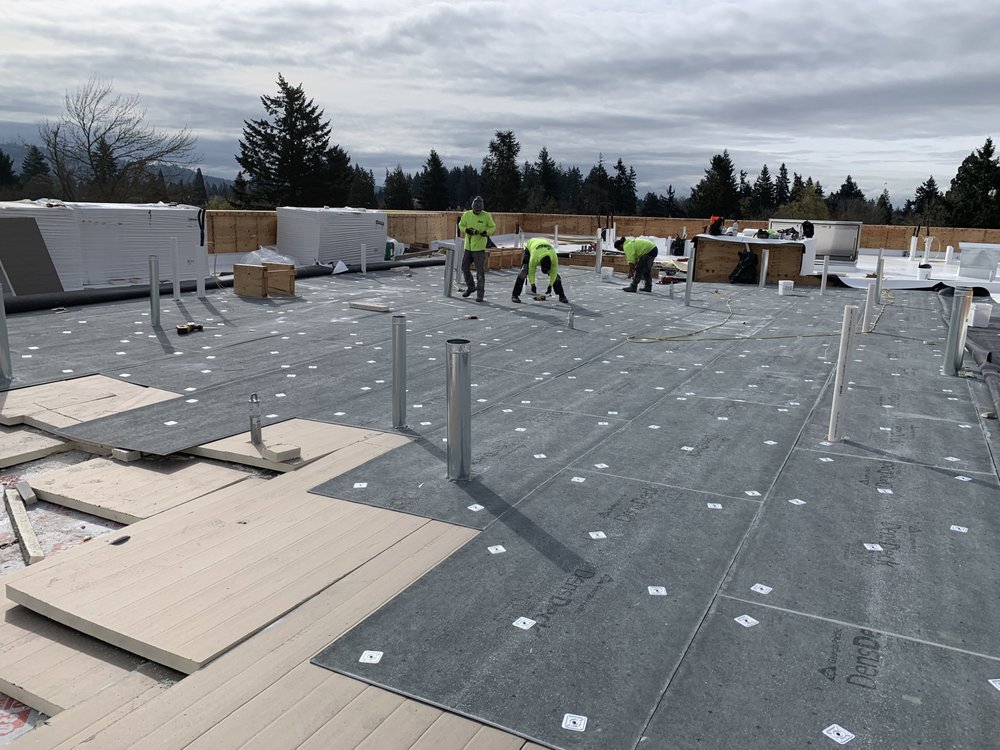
[184,419,407,473]
[15,519,480,749]
[28,457,258,524]
[0,375,178,433]
[6,481,429,674]
[0,425,72,469]
[0,598,173,717]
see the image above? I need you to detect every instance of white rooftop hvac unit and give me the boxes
[276,207,388,268]
[71,202,203,287]
[0,200,85,293]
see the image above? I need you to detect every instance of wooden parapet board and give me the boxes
[28,457,257,524]
[5,476,431,674]
[0,598,175,717]
[183,418,406,473]
[206,211,278,255]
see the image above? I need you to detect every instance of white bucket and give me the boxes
[778,280,793,295]
[600,267,613,281]
[969,303,993,328]
[916,266,931,280]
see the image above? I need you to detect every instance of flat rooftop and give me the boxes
[1,263,998,749]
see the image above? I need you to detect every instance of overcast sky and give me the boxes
[2,0,998,202]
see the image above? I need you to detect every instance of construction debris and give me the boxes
[15,480,35,506]
[4,489,44,565]
[349,300,391,312]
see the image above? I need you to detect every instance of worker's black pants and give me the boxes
[461,250,486,299]
[513,257,565,298]
[629,248,657,290]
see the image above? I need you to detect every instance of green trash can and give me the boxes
[384,241,393,261]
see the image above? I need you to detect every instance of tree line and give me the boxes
[1,76,998,229]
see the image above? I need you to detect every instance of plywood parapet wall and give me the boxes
[208,210,1000,254]
[207,211,278,255]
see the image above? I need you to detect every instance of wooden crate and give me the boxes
[692,237,819,286]
[233,264,268,297]
[263,263,295,295]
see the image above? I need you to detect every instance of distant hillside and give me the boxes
[0,142,231,189]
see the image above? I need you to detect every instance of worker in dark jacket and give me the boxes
[457,196,495,302]
[615,236,658,292]
[512,237,568,303]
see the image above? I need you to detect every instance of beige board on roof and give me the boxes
[184,418,407,472]
[6,471,430,674]
[0,425,73,469]
[11,519,494,750]
[0,375,178,433]
[28,457,260,524]
[0,597,177,717]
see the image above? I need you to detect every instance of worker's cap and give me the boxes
[471,196,484,211]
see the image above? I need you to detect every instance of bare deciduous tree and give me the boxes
[40,78,196,201]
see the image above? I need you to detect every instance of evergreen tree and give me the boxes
[827,175,867,220]
[382,166,412,210]
[0,149,15,188]
[347,166,377,208]
[875,189,893,224]
[236,74,350,208]
[230,172,252,208]
[610,158,638,215]
[688,151,740,218]
[580,156,612,215]
[448,165,479,210]
[912,176,947,225]
[749,164,776,219]
[20,146,50,181]
[560,166,584,213]
[789,172,805,202]
[535,147,560,211]
[638,191,667,216]
[775,163,790,206]
[419,150,449,210]
[945,137,1000,228]
[480,130,522,211]
[663,185,682,217]
[190,168,209,206]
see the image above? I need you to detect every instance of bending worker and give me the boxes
[512,237,569,304]
[458,195,495,302]
[614,236,658,293]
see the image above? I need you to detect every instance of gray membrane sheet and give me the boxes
[312,473,761,750]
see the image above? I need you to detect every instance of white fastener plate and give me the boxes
[562,714,588,732]
[513,617,536,630]
[822,724,855,744]
[359,650,383,664]
[751,583,773,595]
[735,615,758,628]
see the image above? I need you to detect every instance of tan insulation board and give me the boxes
[5,480,431,674]
[0,425,73,469]
[0,598,175,717]
[184,419,408,473]
[0,375,178,432]
[14,519,485,750]
[28,457,258,524]
[4,490,44,565]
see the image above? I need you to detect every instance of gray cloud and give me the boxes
[1,0,997,202]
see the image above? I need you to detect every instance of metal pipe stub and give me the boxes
[446,338,472,481]
[249,393,262,446]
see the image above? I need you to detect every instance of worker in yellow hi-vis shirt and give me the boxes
[457,196,496,302]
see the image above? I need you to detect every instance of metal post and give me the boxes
[757,245,769,289]
[361,243,367,275]
[595,230,604,274]
[196,242,207,299]
[820,255,830,295]
[874,249,885,301]
[0,277,11,381]
[922,236,933,263]
[684,242,696,307]
[862,283,876,332]
[444,242,457,297]
[944,287,974,376]
[827,304,859,442]
[171,237,181,300]
[249,393,262,446]
[392,314,406,428]
[567,308,575,329]
[553,224,559,250]
[446,338,472,481]
[669,274,675,299]
[149,255,160,327]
